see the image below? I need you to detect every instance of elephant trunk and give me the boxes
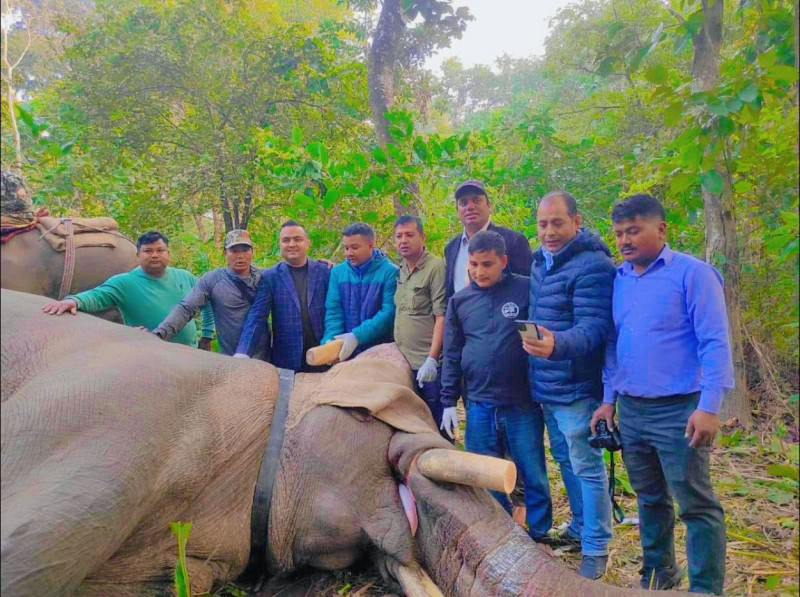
[390,435,682,597]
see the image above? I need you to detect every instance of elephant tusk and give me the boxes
[305,339,344,366]
[395,563,445,597]
[416,448,517,494]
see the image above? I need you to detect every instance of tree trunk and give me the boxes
[368,0,417,217]
[692,0,751,427]
[1,0,30,174]
[212,206,225,249]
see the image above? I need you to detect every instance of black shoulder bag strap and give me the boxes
[239,367,295,587]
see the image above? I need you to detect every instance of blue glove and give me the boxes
[416,357,439,387]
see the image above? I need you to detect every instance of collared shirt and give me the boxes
[394,251,446,369]
[453,220,491,292]
[603,244,734,414]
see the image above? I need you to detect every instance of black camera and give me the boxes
[588,419,622,452]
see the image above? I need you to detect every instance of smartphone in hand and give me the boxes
[515,320,542,341]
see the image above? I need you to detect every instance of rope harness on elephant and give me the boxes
[240,367,295,588]
[58,219,76,300]
[0,208,49,244]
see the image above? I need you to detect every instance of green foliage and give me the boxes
[170,521,192,597]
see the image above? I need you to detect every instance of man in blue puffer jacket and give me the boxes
[321,222,399,361]
[521,191,617,580]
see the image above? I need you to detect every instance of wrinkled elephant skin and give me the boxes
[0,290,682,596]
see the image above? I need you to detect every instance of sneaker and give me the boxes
[550,527,581,551]
[579,555,608,580]
[639,564,683,590]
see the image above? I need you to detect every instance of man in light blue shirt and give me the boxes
[591,194,733,595]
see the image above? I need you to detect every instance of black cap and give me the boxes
[454,179,487,199]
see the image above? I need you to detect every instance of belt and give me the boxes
[240,367,295,586]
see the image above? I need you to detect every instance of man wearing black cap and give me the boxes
[443,179,534,524]
[444,180,533,302]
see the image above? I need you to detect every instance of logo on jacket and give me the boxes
[501,302,520,319]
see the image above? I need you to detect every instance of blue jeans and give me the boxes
[542,399,613,556]
[412,367,452,443]
[618,393,726,595]
[464,400,552,539]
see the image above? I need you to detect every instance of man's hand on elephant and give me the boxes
[440,406,459,439]
[590,403,616,435]
[198,337,213,351]
[233,353,250,359]
[334,332,358,361]
[41,298,78,316]
[685,409,720,448]
[416,357,438,387]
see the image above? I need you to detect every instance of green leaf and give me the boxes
[15,103,34,129]
[663,102,683,126]
[725,98,743,113]
[306,142,329,168]
[764,575,780,590]
[708,103,730,116]
[700,170,724,194]
[756,48,776,69]
[293,193,315,209]
[371,146,387,164]
[733,180,753,193]
[412,136,429,163]
[60,141,75,155]
[766,464,799,481]
[789,394,799,404]
[363,211,378,223]
[291,126,303,145]
[322,188,341,209]
[644,64,668,84]
[766,489,794,505]
[737,85,759,103]
[669,173,696,195]
[768,65,799,84]
[170,521,192,597]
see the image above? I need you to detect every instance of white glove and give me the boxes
[233,353,250,359]
[334,332,359,362]
[440,406,459,439]
[416,357,439,386]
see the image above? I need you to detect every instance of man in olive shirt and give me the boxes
[393,214,449,439]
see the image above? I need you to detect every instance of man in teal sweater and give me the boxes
[321,222,399,361]
[41,231,214,348]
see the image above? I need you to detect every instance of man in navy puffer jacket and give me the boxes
[521,191,617,580]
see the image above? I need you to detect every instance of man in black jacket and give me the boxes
[522,191,616,580]
[443,180,532,302]
[440,231,552,543]
[442,179,533,521]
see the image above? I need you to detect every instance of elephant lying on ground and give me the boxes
[1,289,676,596]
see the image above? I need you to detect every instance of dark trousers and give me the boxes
[412,367,452,443]
[619,393,726,595]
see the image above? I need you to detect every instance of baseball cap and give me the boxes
[454,179,487,199]
[224,229,254,249]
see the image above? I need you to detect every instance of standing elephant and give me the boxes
[0,220,137,304]
[1,170,136,320]
[0,289,678,596]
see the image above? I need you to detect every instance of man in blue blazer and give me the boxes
[235,220,330,372]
